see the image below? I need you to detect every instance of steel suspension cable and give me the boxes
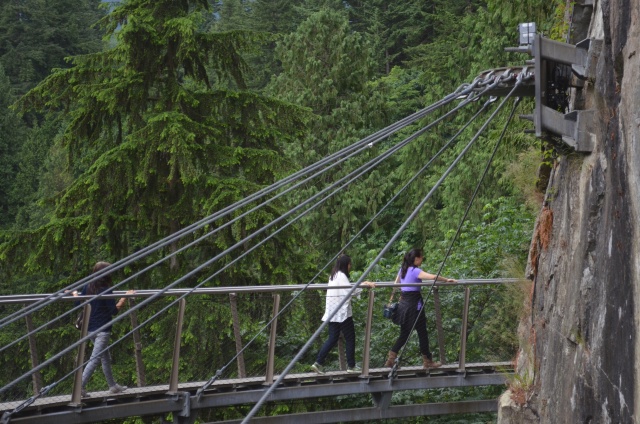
[241,72,524,423]
[0,83,475,330]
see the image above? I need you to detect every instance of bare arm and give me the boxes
[417,271,456,283]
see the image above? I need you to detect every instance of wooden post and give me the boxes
[128,299,146,387]
[338,337,346,371]
[24,310,43,394]
[433,287,447,365]
[167,298,186,394]
[265,294,280,385]
[70,304,91,405]
[361,289,375,376]
[229,293,246,378]
[458,287,471,373]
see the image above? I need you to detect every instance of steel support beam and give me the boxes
[195,372,509,407]
[10,397,188,424]
[540,107,596,152]
[536,36,590,77]
[212,399,499,424]
[371,391,392,409]
[7,372,511,424]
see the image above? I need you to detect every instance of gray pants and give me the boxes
[82,331,115,388]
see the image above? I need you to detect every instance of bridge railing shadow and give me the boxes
[0,279,521,413]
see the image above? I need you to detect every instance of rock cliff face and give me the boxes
[498,0,640,422]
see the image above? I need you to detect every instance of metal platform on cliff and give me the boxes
[477,20,601,153]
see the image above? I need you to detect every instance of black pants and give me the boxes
[315,316,356,367]
[390,305,432,360]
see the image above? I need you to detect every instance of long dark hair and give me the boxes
[400,248,423,279]
[330,254,351,280]
[87,261,113,295]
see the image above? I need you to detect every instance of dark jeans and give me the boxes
[390,305,432,360]
[315,316,356,367]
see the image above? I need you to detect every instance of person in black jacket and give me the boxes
[73,261,133,397]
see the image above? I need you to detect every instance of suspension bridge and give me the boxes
[0,29,600,423]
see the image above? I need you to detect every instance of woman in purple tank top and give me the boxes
[384,248,456,369]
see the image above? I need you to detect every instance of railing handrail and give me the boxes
[0,278,523,304]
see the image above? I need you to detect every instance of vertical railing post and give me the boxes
[23,310,42,393]
[433,287,447,365]
[458,287,471,373]
[167,298,186,394]
[338,337,346,371]
[265,294,280,385]
[70,304,91,405]
[229,293,246,378]
[128,298,146,387]
[361,289,375,377]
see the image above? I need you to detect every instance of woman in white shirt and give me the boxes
[311,255,375,374]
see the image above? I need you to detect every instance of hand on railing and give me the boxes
[361,281,376,288]
[117,290,136,310]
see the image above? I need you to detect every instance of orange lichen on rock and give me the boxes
[528,206,553,277]
[538,207,553,250]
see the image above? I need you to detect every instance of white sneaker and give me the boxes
[311,362,325,374]
[347,365,361,374]
[109,384,128,394]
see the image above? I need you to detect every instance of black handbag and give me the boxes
[74,311,84,330]
[383,302,398,320]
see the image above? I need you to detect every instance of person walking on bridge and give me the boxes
[385,248,456,369]
[311,254,375,374]
[73,261,134,397]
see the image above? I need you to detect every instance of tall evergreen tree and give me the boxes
[5,0,312,286]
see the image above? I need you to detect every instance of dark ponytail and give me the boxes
[400,248,423,279]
